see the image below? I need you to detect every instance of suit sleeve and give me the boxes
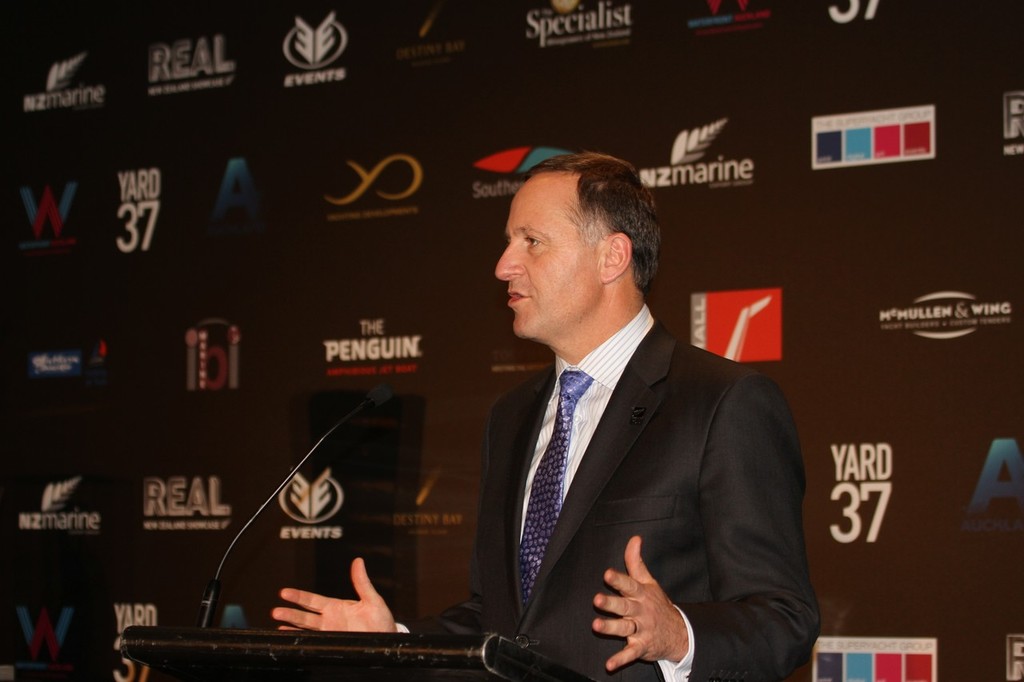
[682,373,820,681]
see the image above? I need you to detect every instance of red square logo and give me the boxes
[903,122,932,156]
[691,288,782,362]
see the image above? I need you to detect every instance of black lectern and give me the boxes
[121,627,595,682]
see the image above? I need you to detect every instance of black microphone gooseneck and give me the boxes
[195,383,394,627]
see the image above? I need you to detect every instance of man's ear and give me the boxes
[600,232,633,284]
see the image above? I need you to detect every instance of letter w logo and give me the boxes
[20,183,78,239]
[16,606,74,661]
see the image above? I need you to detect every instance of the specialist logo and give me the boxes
[690,288,782,362]
[828,0,881,23]
[113,603,157,682]
[282,11,348,87]
[117,168,161,253]
[1004,91,1024,157]
[16,606,74,678]
[18,477,101,535]
[185,319,241,391]
[279,468,344,540]
[879,291,1012,339]
[638,120,755,189]
[1009,634,1024,681]
[688,0,772,36]
[19,182,78,255]
[324,318,423,378]
[395,1,467,67]
[324,154,423,221]
[142,476,233,530]
[963,438,1024,533]
[813,637,937,682]
[471,146,572,199]
[394,469,465,535]
[210,158,264,235]
[148,34,236,96]
[23,52,106,113]
[829,443,892,543]
[813,105,936,169]
[526,0,633,49]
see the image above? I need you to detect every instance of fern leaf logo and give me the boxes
[46,52,88,92]
[42,476,82,512]
[670,118,729,165]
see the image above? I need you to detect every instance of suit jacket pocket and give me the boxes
[593,495,678,526]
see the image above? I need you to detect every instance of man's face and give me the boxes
[495,172,606,358]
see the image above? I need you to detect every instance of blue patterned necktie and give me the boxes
[519,368,594,604]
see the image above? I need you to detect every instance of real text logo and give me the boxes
[471,146,572,199]
[23,52,106,113]
[185,319,241,391]
[148,34,236,96]
[20,182,78,255]
[879,291,1012,339]
[142,476,233,530]
[279,468,344,540]
[690,288,782,362]
[526,0,633,49]
[324,155,423,221]
[639,120,755,189]
[283,11,348,87]
[963,438,1024,533]
[813,105,936,169]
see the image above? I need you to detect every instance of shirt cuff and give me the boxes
[655,605,694,682]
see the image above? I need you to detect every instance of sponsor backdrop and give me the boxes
[2,1,1021,681]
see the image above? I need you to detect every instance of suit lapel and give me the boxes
[523,324,676,613]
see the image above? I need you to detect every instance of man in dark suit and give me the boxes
[273,152,819,682]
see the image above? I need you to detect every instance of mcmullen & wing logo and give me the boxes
[813,637,937,682]
[324,155,423,221]
[879,291,1012,339]
[18,476,102,534]
[185,319,241,391]
[812,105,936,169]
[526,0,633,49]
[16,606,74,677]
[282,11,348,87]
[19,182,78,255]
[688,0,773,36]
[1004,91,1024,157]
[279,468,345,539]
[638,120,755,189]
[690,288,782,362]
[471,146,572,199]
[148,34,236,96]
[962,438,1024,533]
[23,52,106,113]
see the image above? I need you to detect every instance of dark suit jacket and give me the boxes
[438,323,819,682]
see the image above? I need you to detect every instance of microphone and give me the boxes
[195,383,394,627]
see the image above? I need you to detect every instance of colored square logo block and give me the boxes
[903,122,932,156]
[817,131,843,163]
[874,124,901,158]
[845,127,872,161]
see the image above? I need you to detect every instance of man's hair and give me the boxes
[525,151,660,295]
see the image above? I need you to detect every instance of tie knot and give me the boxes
[558,369,593,404]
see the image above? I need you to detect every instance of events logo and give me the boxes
[16,606,74,677]
[23,52,106,113]
[185,319,241,391]
[1004,91,1024,157]
[963,438,1024,533]
[282,11,348,87]
[324,318,423,378]
[829,443,892,543]
[116,168,161,253]
[812,105,935,169]
[688,0,772,36]
[19,182,78,255]
[18,477,101,535]
[814,637,937,682]
[324,154,423,221]
[526,0,633,49]
[142,476,233,530]
[210,158,264,235]
[279,468,344,539]
[879,291,1012,339]
[148,34,236,96]
[471,145,572,199]
[1009,634,1024,681]
[395,0,467,67]
[113,603,157,682]
[638,120,755,189]
[690,288,782,362]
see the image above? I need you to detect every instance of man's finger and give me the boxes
[623,535,653,582]
[350,558,382,603]
[279,588,327,612]
[605,642,643,672]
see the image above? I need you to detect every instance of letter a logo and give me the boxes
[210,157,263,234]
[968,438,1024,514]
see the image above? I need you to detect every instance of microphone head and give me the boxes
[366,383,394,407]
